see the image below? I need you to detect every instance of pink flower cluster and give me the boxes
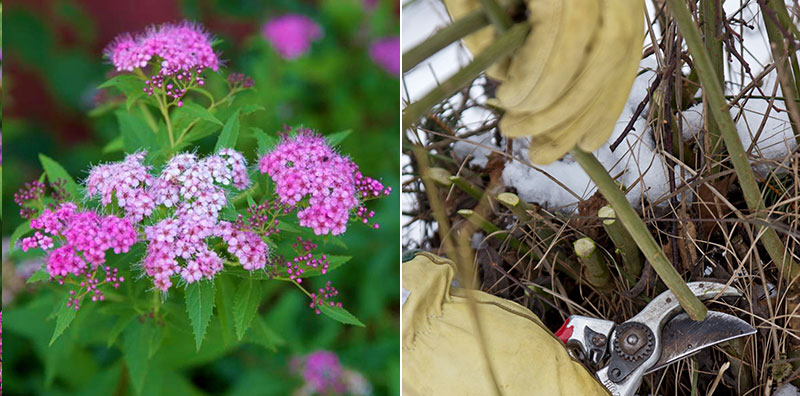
[262,15,323,59]
[310,281,342,315]
[85,149,263,291]
[285,237,329,283]
[87,152,155,222]
[259,130,391,235]
[104,21,219,105]
[290,351,372,396]
[292,351,346,394]
[369,36,400,75]
[20,203,135,308]
[104,21,219,75]
[21,203,136,275]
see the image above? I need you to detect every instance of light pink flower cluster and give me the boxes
[104,21,219,75]
[85,149,263,292]
[20,203,134,308]
[259,130,391,235]
[104,21,219,105]
[262,14,323,59]
[87,152,155,222]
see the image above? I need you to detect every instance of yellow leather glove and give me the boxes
[402,252,609,395]
[440,0,644,165]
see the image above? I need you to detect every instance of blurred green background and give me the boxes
[2,0,400,395]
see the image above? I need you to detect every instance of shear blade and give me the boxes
[644,311,755,374]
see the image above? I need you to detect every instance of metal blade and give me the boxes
[644,311,756,374]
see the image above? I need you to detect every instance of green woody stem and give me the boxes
[571,148,707,321]
[574,237,611,289]
[402,10,490,73]
[666,0,800,283]
[403,22,530,131]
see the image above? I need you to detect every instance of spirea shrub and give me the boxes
[12,21,391,360]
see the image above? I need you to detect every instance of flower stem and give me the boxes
[156,92,175,148]
[701,0,725,168]
[571,148,707,321]
[666,0,800,284]
[479,0,512,32]
[402,9,489,73]
[402,22,530,131]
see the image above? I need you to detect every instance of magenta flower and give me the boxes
[369,36,400,75]
[295,351,347,394]
[104,21,219,75]
[21,203,134,309]
[259,129,391,236]
[262,14,323,59]
[104,21,219,105]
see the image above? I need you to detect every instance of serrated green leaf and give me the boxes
[319,304,364,327]
[185,280,216,351]
[50,297,78,345]
[325,129,352,146]
[253,127,279,155]
[214,109,241,152]
[123,321,151,395]
[39,154,81,199]
[177,102,223,125]
[27,267,50,284]
[233,279,262,340]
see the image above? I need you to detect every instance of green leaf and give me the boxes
[177,102,223,125]
[233,279,262,340]
[123,321,151,395]
[215,275,234,346]
[244,316,285,351]
[102,136,124,154]
[214,108,242,152]
[241,104,265,115]
[27,267,50,284]
[106,312,136,348]
[298,255,351,278]
[319,304,365,327]
[277,220,303,233]
[50,297,78,345]
[39,154,81,199]
[325,129,352,146]
[9,221,32,251]
[98,74,142,92]
[185,280,216,351]
[253,127,279,155]
[116,108,159,153]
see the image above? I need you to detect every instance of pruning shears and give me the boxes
[555,282,756,396]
